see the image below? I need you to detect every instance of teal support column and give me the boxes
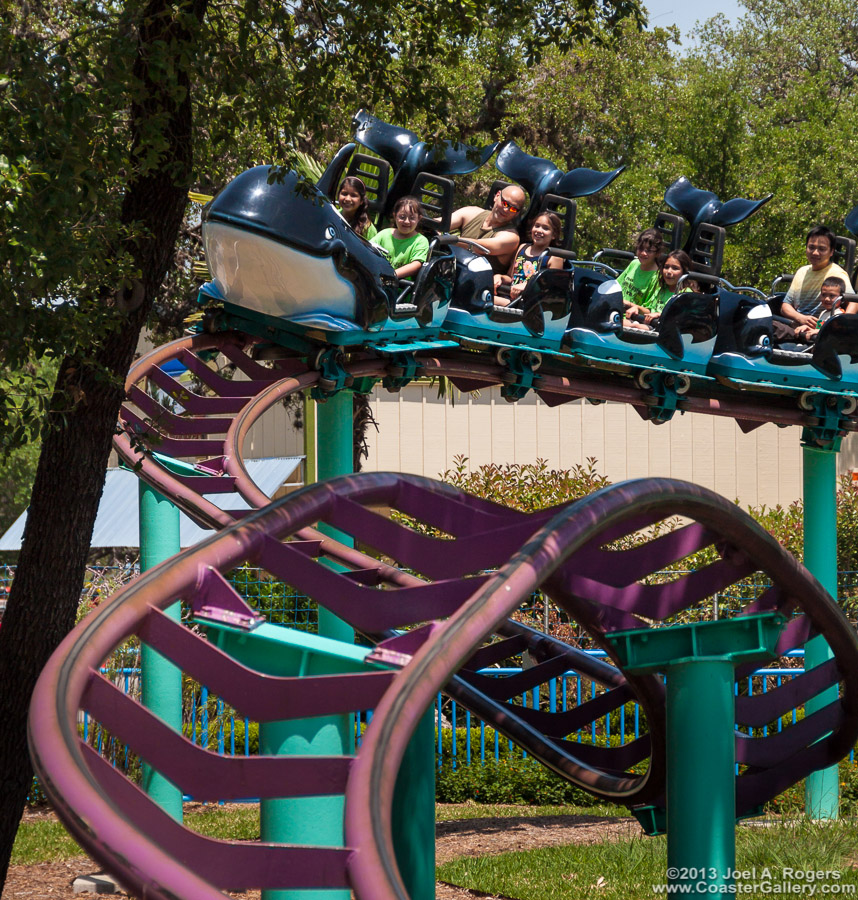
[392,708,436,900]
[206,623,381,900]
[257,391,355,900]
[138,481,183,822]
[665,659,736,894]
[609,614,784,897]
[316,391,355,644]
[803,443,840,819]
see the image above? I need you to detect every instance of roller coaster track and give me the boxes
[27,330,858,899]
[114,330,849,524]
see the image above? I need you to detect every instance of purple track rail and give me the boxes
[29,471,858,900]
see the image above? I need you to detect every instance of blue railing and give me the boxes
[87,654,822,773]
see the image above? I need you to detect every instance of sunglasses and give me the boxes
[498,193,521,214]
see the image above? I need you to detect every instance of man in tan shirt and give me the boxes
[781,226,855,327]
[448,184,527,275]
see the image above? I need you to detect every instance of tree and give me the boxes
[0,0,644,884]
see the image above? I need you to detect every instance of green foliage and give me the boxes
[440,455,611,512]
[438,726,641,805]
[437,758,596,805]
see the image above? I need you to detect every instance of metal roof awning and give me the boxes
[0,457,303,551]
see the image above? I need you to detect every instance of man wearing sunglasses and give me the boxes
[446,184,528,275]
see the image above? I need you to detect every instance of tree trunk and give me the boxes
[0,0,207,883]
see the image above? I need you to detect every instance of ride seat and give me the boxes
[390,254,456,325]
[686,223,725,279]
[834,235,856,275]
[488,268,572,337]
[344,152,391,217]
[655,212,685,252]
[539,194,577,251]
[409,172,455,234]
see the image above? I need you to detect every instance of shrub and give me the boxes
[436,757,595,805]
[439,456,611,513]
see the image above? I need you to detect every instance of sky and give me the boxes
[643,0,745,42]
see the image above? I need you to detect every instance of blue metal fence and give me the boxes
[87,655,822,774]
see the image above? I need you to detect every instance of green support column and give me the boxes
[303,389,317,487]
[317,390,434,900]
[138,481,183,822]
[316,391,356,644]
[803,443,840,819]
[609,614,784,897]
[257,391,354,900]
[665,659,736,893]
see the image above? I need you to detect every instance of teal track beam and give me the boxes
[803,444,839,819]
[138,480,183,822]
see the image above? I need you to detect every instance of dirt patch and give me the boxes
[2,808,639,899]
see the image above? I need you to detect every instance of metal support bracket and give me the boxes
[311,348,351,400]
[799,392,857,452]
[499,349,542,402]
[382,352,421,392]
[637,370,690,424]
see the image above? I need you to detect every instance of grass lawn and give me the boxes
[437,818,858,900]
[11,801,614,866]
[11,805,262,865]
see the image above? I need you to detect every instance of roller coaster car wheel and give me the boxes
[312,348,345,371]
[523,351,543,371]
[496,348,511,365]
[201,309,221,334]
[675,374,691,395]
[842,397,858,416]
[635,370,654,390]
[799,392,816,412]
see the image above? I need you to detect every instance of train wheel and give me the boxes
[635,370,654,390]
[798,392,816,412]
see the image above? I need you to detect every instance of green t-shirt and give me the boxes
[652,284,695,314]
[618,258,661,309]
[371,229,429,272]
[361,221,378,241]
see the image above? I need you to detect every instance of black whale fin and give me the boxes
[664,176,772,230]
[845,204,858,238]
[496,141,623,199]
[352,109,421,170]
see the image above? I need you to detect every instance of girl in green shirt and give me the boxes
[619,228,664,327]
[636,249,700,326]
[371,196,429,279]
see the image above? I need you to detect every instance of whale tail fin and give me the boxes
[352,109,421,170]
[664,176,772,230]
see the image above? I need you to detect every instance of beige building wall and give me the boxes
[360,381,858,509]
